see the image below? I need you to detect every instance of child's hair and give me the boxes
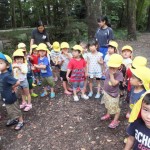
[143,93,150,105]
[80,41,88,49]
[108,45,117,53]
[88,39,98,49]
[14,56,25,62]
[97,16,111,27]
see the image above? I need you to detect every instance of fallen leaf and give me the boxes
[17,134,23,139]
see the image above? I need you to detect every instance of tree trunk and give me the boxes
[46,0,51,25]
[18,0,24,27]
[11,0,16,28]
[146,6,150,32]
[127,0,137,40]
[85,0,102,39]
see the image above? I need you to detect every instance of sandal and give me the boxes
[108,120,120,129]
[24,104,32,112]
[15,122,24,131]
[20,102,27,109]
[64,91,72,95]
[101,114,110,121]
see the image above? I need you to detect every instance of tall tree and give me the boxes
[127,0,137,40]
[10,0,16,28]
[146,5,150,32]
[85,0,102,39]
[18,0,24,27]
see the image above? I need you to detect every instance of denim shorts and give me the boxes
[19,79,29,89]
[72,81,84,90]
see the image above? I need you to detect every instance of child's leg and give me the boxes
[89,78,93,93]
[96,79,101,94]
[113,112,120,122]
[23,88,31,104]
[83,78,88,92]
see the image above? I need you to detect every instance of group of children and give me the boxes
[0,39,150,149]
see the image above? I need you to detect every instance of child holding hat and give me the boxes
[50,41,61,81]
[0,52,24,130]
[34,43,55,98]
[101,54,123,129]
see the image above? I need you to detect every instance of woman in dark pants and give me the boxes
[30,20,52,53]
[95,16,114,59]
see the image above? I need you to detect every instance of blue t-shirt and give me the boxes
[0,72,17,104]
[38,56,52,77]
[130,87,146,104]
[127,118,150,150]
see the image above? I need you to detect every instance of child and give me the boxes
[34,43,55,98]
[12,49,32,111]
[124,90,150,150]
[0,52,24,130]
[80,41,89,92]
[87,39,103,99]
[66,45,89,101]
[101,54,123,128]
[30,44,41,86]
[59,42,72,95]
[104,40,118,71]
[126,66,150,118]
[50,41,61,81]
[122,45,133,68]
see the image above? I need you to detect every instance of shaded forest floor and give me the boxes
[0,33,150,150]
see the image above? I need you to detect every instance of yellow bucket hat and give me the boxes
[52,41,60,52]
[31,44,38,49]
[18,42,26,50]
[108,41,118,50]
[13,50,25,57]
[60,42,70,49]
[129,90,150,123]
[107,54,123,67]
[131,67,150,91]
[132,56,147,69]
[72,45,83,52]
[122,45,133,52]
[37,43,50,54]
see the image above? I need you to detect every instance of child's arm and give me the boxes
[109,69,119,86]
[12,80,20,92]
[98,56,104,65]
[124,136,135,150]
[66,69,71,81]
[34,64,46,69]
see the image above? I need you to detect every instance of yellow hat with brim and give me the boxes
[122,45,133,52]
[31,44,38,49]
[132,56,147,69]
[37,43,48,51]
[129,90,150,123]
[18,43,26,49]
[131,67,150,91]
[72,45,83,52]
[108,41,118,50]
[4,55,12,64]
[107,54,123,67]
[13,50,24,57]
[52,41,60,52]
[60,42,70,49]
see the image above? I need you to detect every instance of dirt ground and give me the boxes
[0,33,150,150]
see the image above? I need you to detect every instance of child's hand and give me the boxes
[66,76,70,81]
[109,68,116,75]
[34,64,38,68]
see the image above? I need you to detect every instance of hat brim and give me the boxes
[107,62,121,68]
[53,48,60,52]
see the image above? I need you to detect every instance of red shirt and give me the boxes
[31,54,40,73]
[68,58,86,82]
[126,68,132,91]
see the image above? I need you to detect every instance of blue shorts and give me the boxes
[72,81,84,90]
[99,47,108,59]
[19,79,29,89]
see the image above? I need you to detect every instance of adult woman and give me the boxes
[30,20,52,53]
[95,16,114,59]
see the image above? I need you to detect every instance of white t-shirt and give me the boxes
[123,58,132,68]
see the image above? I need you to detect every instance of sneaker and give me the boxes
[50,92,55,98]
[101,114,110,121]
[37,81,42,86]
[6,119,18,126]
[95,93,101,99]
[31,93,38,97]
[108,120,120,129]
[20,102,27,109]
[88,92,93,97]
[73,96,79,101]
[32,83,37,87]
[81,94,89,100]
[15,122,24,131]
[40,91,48,97]
[2,103,6,107]
[24,104,32,112]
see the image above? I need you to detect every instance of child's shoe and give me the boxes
[73,96,79,102]
[68,88,73,92]
[40,91,48,97]
[95,93,101,99]
[88,92,93,97]
[6,119,18,126]
[81,94,89,100]
[31,93,38,97]
[15,122,24,131]
[101,114,110,121]
[32,83,37,87]
[64,91,72,95]
[50,92,55,98]
[20,102,27,109]
[24,104,32,112]
[108,120,120,129]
